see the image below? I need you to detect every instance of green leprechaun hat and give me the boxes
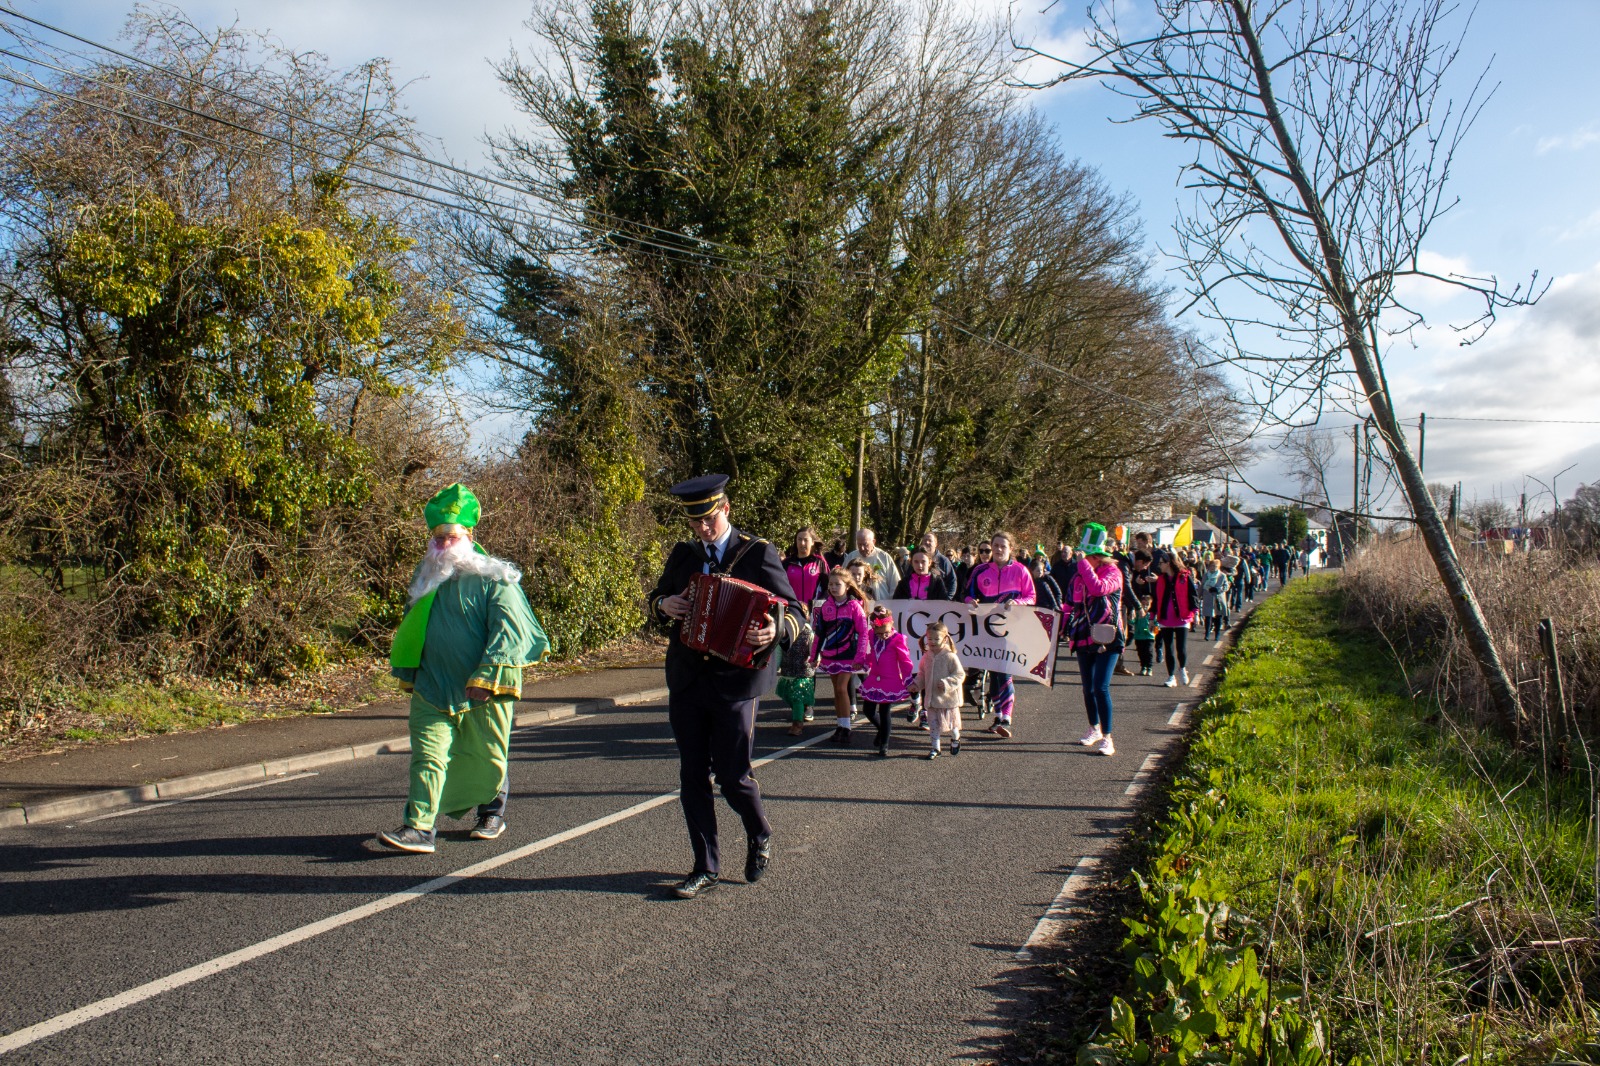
[1078,522,1111,556]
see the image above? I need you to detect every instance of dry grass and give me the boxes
[1344,536,1600,754]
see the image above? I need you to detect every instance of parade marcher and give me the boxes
[1064,523,1124,756]
[844,527,901,602]
[811,567,871,746]
[783,526,829,612]
[860,606,915,758]
[776,615,817,736]
[895,547,952,726]
[1155,554,1197,688]
[894,547,955,602]
[914,622,965,758]
[917,531,959,592]
[380,484,549,854]
[646,474,802,899]
[1131,597,1158,675]
[1201,558,1231,640]
[963,531,1036,738]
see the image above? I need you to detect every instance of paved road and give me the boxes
[0,608,1261,1064]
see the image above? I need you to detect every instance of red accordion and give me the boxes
[681,572,783,668]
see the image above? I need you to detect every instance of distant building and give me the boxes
[1203,505,1258,545]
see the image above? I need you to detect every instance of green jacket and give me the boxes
[391,572,549,714]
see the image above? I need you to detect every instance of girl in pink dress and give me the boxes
[810,568,870,745]
[859,606,915,757]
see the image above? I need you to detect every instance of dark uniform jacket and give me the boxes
[648,527,802,701]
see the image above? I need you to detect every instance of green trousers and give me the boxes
[404,693,514,831]
[775,676,815,724]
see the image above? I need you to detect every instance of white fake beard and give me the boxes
[408,539,523,605]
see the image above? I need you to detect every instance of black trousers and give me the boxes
[1158,626,1188,674]
[668,679,771,876]
[863,700,894,748]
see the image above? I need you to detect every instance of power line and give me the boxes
[1425,416,1600,425]
[0,4,767,265]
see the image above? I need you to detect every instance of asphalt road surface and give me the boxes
[0,618,1251,1065]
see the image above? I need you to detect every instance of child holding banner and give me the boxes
[860,606,915,757]
[914,622,965,758]
[963,531,1036,739]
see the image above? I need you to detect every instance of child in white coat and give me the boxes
[913,622,965,759]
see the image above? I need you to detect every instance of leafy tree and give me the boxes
[1254,506,1309,546]
[490,0,936,536]
[0,13,462,674]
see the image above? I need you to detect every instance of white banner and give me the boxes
[878,599,1060,688]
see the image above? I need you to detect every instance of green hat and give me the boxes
[1078,522,1111,556]
[424,483,480,531]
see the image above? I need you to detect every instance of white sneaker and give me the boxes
[1078,726,1104,746]
[1097,735,1115,756]
[1180,668,1191,686]
[1163,674,1178,688]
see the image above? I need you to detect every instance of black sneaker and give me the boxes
[951,737,961,756]
[469,814,506,840]
[673,871,719,899]
[376,826,436,854]
[745,837,772,884]
[924,750,939,760]
[874,745,889,758]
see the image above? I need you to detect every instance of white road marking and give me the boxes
[0,730,832,1056]
[1017,855,1103,960]
[1123,752,1162,796]
[1202,654,1215,666]
[1168,703,1193,727]
[71,773,322,825]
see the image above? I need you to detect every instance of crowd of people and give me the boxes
[379,474,1315,900]
[777,525,1315,761]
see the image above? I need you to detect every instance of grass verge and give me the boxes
[1017,574,1600,1065]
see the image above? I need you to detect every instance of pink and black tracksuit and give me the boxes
[963,560,1036,725]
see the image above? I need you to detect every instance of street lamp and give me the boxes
[1526,462,1578,540]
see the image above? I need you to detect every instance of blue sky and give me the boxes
[11,0,1600,518]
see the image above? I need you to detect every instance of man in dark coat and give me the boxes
[647,474,802,899]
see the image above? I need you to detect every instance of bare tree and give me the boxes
[1039,0,1540,730]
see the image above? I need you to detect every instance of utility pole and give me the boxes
[1418,412,1426,475]
[1352,424,1361,549]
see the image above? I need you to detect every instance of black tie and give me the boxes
[703,541,719,570]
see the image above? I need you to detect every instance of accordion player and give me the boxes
[681,572,786,668]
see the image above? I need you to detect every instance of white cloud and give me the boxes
[1382,261,1600,488]
[1536,123,1600,154]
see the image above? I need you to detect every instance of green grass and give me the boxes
[72,682,256,734]
[1073,575,1600,1065]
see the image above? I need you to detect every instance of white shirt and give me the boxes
[700,526,736,573]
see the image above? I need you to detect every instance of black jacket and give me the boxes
[893,569,955,601]
[648,527,802,701]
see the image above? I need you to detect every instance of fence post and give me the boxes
[1544,617,1599,926]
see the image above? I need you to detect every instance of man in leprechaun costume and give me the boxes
[377,484,549,854]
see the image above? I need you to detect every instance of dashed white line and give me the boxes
[71,773,322,825]
[1168,703,1193,727]
[0,731,832,1056]
[1123,752,1163,796]
[1202,653,1215,666]
[1017,855,1104,960]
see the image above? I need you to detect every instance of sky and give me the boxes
[9,0,1600,520]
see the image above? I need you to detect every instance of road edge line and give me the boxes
[11,686,671,828]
